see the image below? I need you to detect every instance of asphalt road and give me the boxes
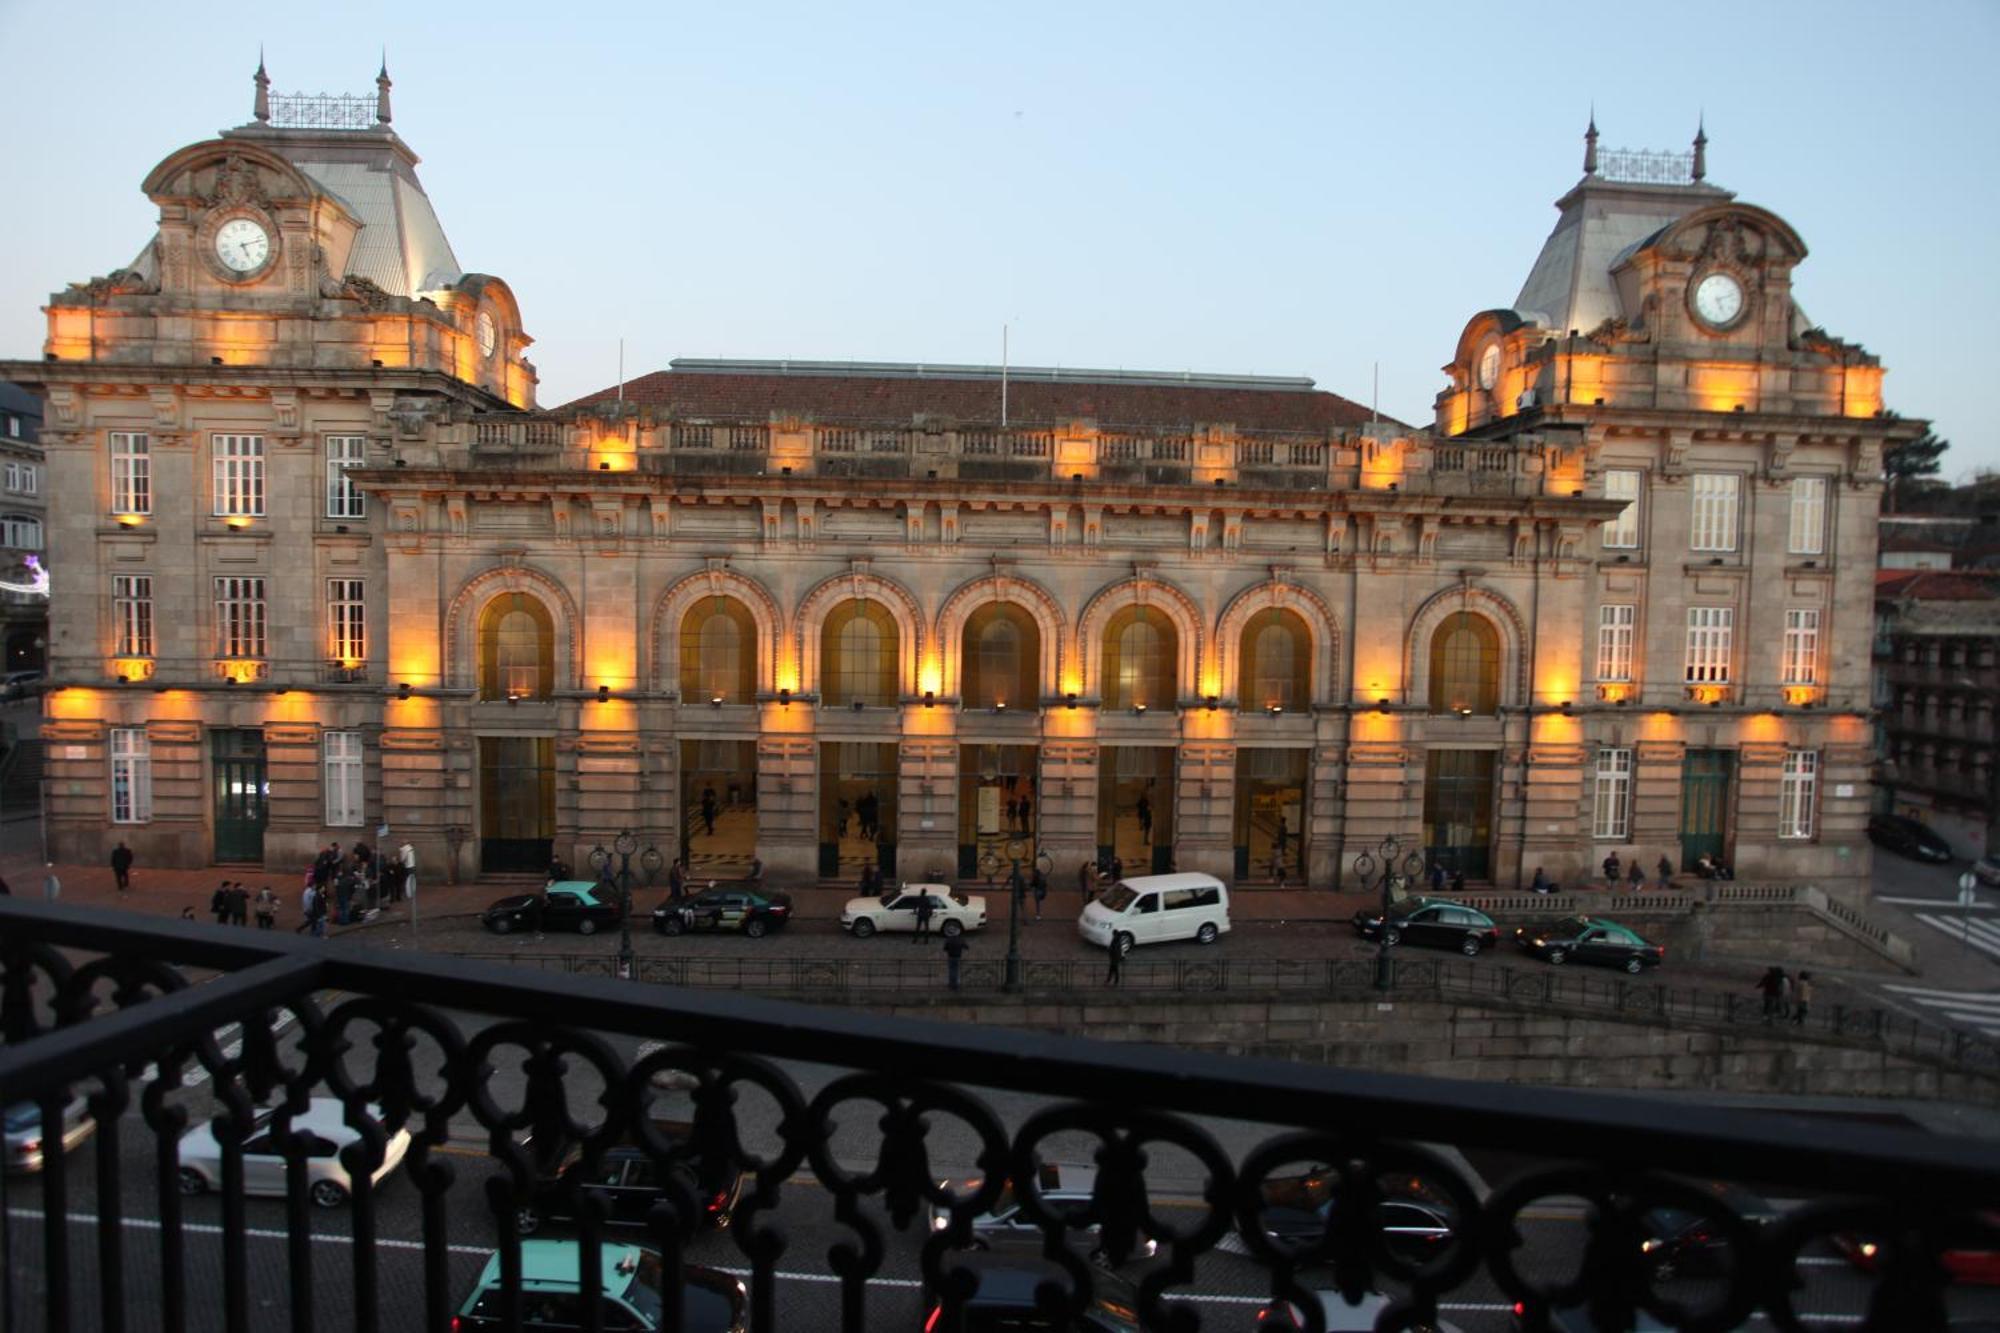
[9,1005,1997,1330]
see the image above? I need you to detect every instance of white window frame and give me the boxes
[213,576,268,658]
[324,731,365,827]
[1684,607,1734,683]
[1597,604,1636,682]
[212,434,266,517]
[1602,469,1641,549]
[1779,750,1819,839]
[1782,609,1821,685]
[1788,476,1828,556]
[1593,747,1633,840]
[3,462,35,495]
[114,575,154,657]
[328,578,365,662]
[326,435,368,519]
[0,515,40,549]
[1690,472,1740,553]
[111,432,152,515]
[110,727,152,824]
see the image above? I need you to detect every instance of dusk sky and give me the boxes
[3,1,1995,475]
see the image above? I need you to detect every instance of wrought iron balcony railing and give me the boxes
[2,899,1997,1333]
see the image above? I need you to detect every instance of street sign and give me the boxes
[1961,872,1979,907]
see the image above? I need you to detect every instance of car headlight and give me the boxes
[1640,1238,1662,1253]
[930,1214,949,1232]
[1858,1241,1878,1259]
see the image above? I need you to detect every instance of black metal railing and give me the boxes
[4,899,1998,1333]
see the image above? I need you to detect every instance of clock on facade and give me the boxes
[1476,342,1501,390]
[213,217,271,274]
[1691,271,1745,329]
[476,312,497,359]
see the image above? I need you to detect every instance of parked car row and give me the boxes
[1351,899,1665,973]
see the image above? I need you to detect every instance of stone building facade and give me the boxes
[2,85,1923,901]
[0,381,48,676]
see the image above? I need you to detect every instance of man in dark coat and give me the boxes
[913,890,934,942]
[110,842,134,893]
[943,932,968,991]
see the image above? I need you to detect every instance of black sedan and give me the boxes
[1512,916,1665,973]
[1254,1168,1457,1267]
[1636,1179,1773,1280]
[1867,813,1953,863]
[481,881,625,935]
[653,886,793,938]
[515,1118,748,1236]
[1351,897,1501,957]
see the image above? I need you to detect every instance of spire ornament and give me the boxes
[376,53,393,125]
[1692,114,1708,182]
[254,50,271,123]
[1583,108,1599,176]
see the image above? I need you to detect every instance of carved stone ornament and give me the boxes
[340,274,400,311]
[205,155,272,209]
[59,269,153,303]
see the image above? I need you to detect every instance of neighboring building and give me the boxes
[1873,570,2000,859]
[0,80,1924,900]
[1880,514,1978,570]
[0,381,47,674]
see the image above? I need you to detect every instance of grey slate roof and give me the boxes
[1512,177,1731,334]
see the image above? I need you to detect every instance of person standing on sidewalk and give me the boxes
[1104,935,1123,987]
[1656,855,1674,891]
[230,882,250,926]
[943,932,967,991]
[110,842,134,893]
[42,865,60,901]
[398,842,417,905]
[1793,972,1814,1025]
[254,885,277,929]
[1757,966,1785,1023]
[913,891,934,943]
[1627,859,1645,893]
[211,882,232,925]
[1078,860,1095,903]
[1031,866,1048,920]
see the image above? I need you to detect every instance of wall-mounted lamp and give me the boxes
[1457,707,1472,718]
[852,699,864,712]
[371,359,384,368]
[994,700,1006,712]
[778,688,791,708]
[1065,692,1078,710]
[1267,704,1283,717]
[1134,702,1148,715]
[397,682,412,700]
[1387,482,1398,492]
[210,356,223,366]
[597,684,611,702]
[781,466,793,477]
[1376,698,1392,714]
[1558,699,1573,713]
[598,461,611,471]
[1570,488,1584,498]
[223,675,238,686]
[275,686,289,697]
[1205,696,1219,713]
[507,692,521,706]
[710,693,724,708]
[923,690,936,709]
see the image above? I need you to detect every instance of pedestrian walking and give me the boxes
[1104,935,1123,987]
[42,865,60,901]
[110,841,134,892]
[1031,866,1048,919]
[211,882,232,925]
[858,791,880,841]
[1756,966,1785,1023]
[1005,796,1020,832]
[1078,860,1095,902]
[1602,851,1621,891]
[1110,854,1125,882]
[1428,862,1447,895]
[1793,971,1814,1025]
[1136,794,1153,844]
[1018,794,1033,834]
[254,885,277,929]
[1656,855,1674,891]
[1627,859,1645,892]
[835,799,850,838]
[701,786,719,836]
[1448,869,1465,895]
[398,842,417,904]
[1777,969,1795,1020]
[913,891,934,942]
[747,855,765,891]
[943,933,967,991]
[668,857,687,902]
[229,882,250,926]
[307,882,328,938]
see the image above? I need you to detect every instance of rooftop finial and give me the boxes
[1583,107,1599,176]
[1692,112,1708,182]
[253,48,271,123]
[375,51,392,125]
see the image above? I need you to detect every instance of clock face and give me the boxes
[1477,343,1501,390]
[1693,272,1745,328]
[476,312,497,358]
[213,218,271,274]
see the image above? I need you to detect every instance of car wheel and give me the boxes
[746,918,768,939]
[516,1206,542,1236]
[577,919,597,936]
[1114,932,1134,958]
[1461,936,1483,957]
[1624,956,1645,975]
[941,919,964,938]
[1384,927,1402,946]
[662,915,685,936]
[178,1167,207,1197]
[851,918,876,939]
[309,1179,349,1209]
[1196,922,1218,945]
[1545,948,1567,965]
[491,917,513,935]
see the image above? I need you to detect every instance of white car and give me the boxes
[1974,855,2000,888]
[841,884,987,938]
[178,1097,411,1208]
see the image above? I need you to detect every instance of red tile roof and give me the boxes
[1876,569,2000,601]
[561,367,1379,434]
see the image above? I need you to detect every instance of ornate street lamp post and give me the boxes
[982,838,1053,994]
[1353,835,1427,992]
[588,828,642,982]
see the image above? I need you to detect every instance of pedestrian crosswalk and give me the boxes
[1883,983,2000,1039]
[1910,910,2000,964]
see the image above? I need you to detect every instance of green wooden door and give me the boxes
[212,729,267,864]
[1679,749,1735,867]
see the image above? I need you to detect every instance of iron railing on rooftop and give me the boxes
[6,899,1994,1333]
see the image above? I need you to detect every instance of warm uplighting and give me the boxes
[1782,684,1820,708]
[596,684,611,702]
[1205,696,1219,713]
[923,690,936,709]
[1133,702,1148,715]
[778,688,792,708]
[397,681,412,700]
[711,694,724,708]
[224,515,253,530]
[1456,707,1473,719]
[1267,704,1283,717]
[217,659,266,684]
[116,514,145,528]
[1597,683,1632,705]
[1376,698,1392,714]
[1065,692,1078,710]
[111,658,154,683]
[1686,683,1731,707]
[993,700,1006,712]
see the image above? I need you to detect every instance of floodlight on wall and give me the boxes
[711,694,723,708]
[397,682,412,700]
[994,700,1006,712]
[597,684,610,702]
[1133,702,1147,715]
[1267,704,1283,717]
[1205,696,1218,713]
[923,691,936,709]
[852,699,864,712]
[1376,698,1392,714]
[1065,693,1078,710]
[778,688,792,708]
[1457,707,1472,719]
[599,461,611,471]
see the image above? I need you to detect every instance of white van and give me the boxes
[1077,872,1231,955]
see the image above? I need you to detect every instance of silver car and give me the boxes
[929,1161,1159,1259]
[5,1098,94,1174]
[177,1097,411,1208]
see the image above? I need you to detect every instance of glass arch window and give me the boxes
[823,600,898,707]
[1241,607,1310,710]
[1429,612,1500,715]
[478,592,554,701]
[1102,605,1176,710]
[962,602,1039,709]
[681,597,757,703]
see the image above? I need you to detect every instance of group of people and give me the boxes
[1757,965,1814,1024]
[1599,851,1679,892]
[832,791,886,842]
[207,881,279,929]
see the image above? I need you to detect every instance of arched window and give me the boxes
[1102,605,1176,710]
[1241,607,1310,710]
[478,592,554,701]
[822,600,898,707]
[961,602,1039,709]
[680,597,757,703]
[1429,612,1499,714]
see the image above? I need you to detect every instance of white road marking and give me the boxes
[1877,895,1995,909]
[1884,980,2000,1036]
[141,1010,299,1089]
[1911,913,2000,964]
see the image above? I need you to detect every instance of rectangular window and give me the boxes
[3,462,35,495]
[1,516,39,549]
[1788,476,1827,556]
[1690,472,1740,552]
[1684,607,1734,683]
[111,432,151,515]
[1779,750,1818,839]
[326,435,367,518]
[214,576,267,658]
[1597,604,1636,681]
[113,575,154,657]
[324,731,364,827]
[1783,609,1821,685]
[212,434,265,516]
[328,578,365,662]
[110,728,151,823]
[1593,748,1633,840]
[1602,469,1641,548]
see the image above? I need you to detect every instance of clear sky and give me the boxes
[3,1,1995,475]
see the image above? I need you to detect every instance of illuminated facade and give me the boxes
[4,93,1922,899]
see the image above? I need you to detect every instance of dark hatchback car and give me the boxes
[922,1248,1140,1332]
[482,881,626,936]
[1867,813,1954,864]
[653,886,793,938]
[1351,898,1502,957]
[1512,916,1664,973]
[515,1119,747,1237]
